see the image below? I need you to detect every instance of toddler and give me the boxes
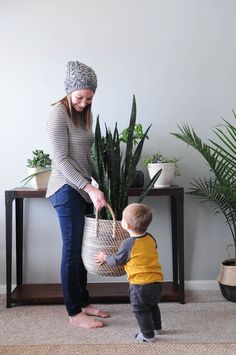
[95,203,164,342]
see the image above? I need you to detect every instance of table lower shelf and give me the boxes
[9,282,182,306]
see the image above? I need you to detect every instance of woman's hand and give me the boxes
[95,252,107,265]
[83,184,106,210]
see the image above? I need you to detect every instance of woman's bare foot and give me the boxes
[82,305,110,318]
[69,312,104,328]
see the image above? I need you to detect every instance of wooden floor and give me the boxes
[9,282,181,306]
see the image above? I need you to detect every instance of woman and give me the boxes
[46,61,109,328]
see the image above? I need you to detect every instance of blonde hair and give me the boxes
[122,203,152,233]
[52,95,92,129]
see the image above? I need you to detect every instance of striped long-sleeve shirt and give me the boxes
[46,102,94,202]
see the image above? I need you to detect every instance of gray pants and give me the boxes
[129,282,162,338]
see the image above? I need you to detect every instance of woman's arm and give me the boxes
[48,104,106,209]
[48,104,91,189]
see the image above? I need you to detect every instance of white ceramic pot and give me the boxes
[27,167,51,189]
[148,162,175,187]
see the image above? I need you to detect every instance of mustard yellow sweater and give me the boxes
[105,233,164,285]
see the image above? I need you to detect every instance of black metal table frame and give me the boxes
[5,186,185,307]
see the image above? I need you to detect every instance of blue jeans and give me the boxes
[49,184,94,316]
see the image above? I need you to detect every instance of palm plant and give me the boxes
[92,95,161,220]
[172,112,236,263]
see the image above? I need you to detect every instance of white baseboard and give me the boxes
[185,280,218,290]
[0,284,16,294]
[0,281,219,294]
[0,285,6,294]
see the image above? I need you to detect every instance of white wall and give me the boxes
[0,0,235,287]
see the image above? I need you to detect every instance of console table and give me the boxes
[5,186,184,308]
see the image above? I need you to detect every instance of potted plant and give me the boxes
[172,113,236,302]
[82,96,161,276]
[21,149,52,189]
[143,152,180,187]
[92,95,161,220]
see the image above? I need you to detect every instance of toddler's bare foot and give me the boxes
[69,312,104,328]
[82,305,110,318]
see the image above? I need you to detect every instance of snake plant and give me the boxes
[172,112,236,262]
[92,95,161,220]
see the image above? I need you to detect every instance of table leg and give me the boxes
[171,196,178,283]
[176,190,185,304]
[5,192,15,308]
[16,198,23,285]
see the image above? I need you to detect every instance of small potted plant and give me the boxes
[143,152,180,187]
[21,149,52,189]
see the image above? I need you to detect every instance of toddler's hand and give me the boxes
[95,252,107,265]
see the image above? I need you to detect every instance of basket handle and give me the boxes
[95,203,116,238]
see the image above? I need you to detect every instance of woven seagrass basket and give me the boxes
[82,204,129,276]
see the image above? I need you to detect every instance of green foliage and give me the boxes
[119,123,148,145]
[92,95,161,220]
[172,112,236,260]
[27,149,51,168]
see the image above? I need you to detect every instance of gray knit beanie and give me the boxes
[64,61,97,94]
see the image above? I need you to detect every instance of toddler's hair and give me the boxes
[122,203,152,233]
